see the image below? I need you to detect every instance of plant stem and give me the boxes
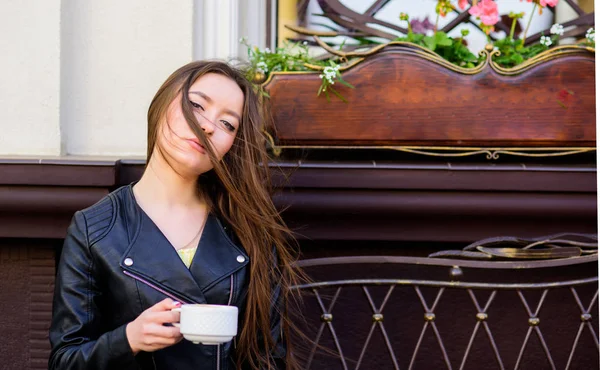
[522,3,537,41]
[509,17,517,40]
[435,12,440,32]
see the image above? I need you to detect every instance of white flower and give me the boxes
[586,28,595,42]
[239,37,248,44]
[319,73,333,84]
[550,23,564,36]
[320,65,340,84]
[264,47,271,53]
[540,36,552,46]
[256,61,268,73]
[302,41,308,45]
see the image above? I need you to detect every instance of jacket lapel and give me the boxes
[119,185,249,305]
[189,214,249,292]
[121,208,208,304]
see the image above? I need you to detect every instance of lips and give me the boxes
[186,139,206,154]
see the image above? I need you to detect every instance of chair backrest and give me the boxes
[290,255,598,370]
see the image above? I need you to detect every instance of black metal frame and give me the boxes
[292,254,599,370]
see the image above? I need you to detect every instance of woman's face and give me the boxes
[156,73,244,177]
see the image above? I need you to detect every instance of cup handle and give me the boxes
[171,307,181,328]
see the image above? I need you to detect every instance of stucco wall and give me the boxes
[0,1,62,155]
[1,0,266,156]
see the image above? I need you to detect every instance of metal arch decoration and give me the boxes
[302,0,595,47]
[262,142,597,160]
[430,233,598,259]
[283,24,595,77]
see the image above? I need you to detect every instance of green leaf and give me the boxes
[317,83,325,96]
[329,87,348,103]
[434,32,452,47]
[337,78,355,89]
[494,56,512,65]
[423,36,436,50]
[509,53,524,64]
[412,34,425,43]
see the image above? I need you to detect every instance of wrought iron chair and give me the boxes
[291,234,598,370]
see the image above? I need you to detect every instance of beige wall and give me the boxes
[0,1,62,155]
[61,0,194,156]
[1,0,267,157]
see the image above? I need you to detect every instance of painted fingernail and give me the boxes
[173,301,181,307]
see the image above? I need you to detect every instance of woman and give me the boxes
[49,61,301,370]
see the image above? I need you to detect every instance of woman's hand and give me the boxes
[126,298,183,355]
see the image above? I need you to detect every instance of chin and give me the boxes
[183,159,213,177]
[166,150,213,177]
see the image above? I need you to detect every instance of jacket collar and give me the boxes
[119,184,249,304]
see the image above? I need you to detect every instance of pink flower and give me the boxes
[458,0,469,10]
[468,0,499,26]
[540,0,558,6]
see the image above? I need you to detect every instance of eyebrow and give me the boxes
[189,91,242,122]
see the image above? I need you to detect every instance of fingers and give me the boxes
[141,323,182,340]
[147,298,181,313]
[127,299,185,354]
[147,310,181,324]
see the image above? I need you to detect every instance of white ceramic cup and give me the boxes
[171,304,238,345]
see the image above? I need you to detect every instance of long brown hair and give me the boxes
[147,60,302,369]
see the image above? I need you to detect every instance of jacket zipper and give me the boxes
[123,270,190,304]
[217,275,235,370]
[124,270,236,370]
[227,274,234,305]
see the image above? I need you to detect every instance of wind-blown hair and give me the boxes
[147,60,302,370]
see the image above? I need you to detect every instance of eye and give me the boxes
[221,120,236,132]
[189,100,204,110]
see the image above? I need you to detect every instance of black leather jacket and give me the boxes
[49,184,285,370]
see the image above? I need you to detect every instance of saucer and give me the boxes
[180,332,234,345]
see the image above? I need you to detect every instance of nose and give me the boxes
[198,114,215,135]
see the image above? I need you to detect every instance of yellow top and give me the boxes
[177,247,198,268]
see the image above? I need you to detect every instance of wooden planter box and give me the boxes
[263,44,595,156]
